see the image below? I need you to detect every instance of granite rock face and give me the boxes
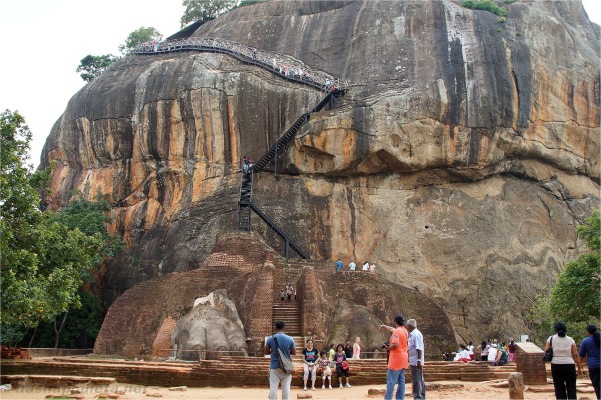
[42,0,599,342]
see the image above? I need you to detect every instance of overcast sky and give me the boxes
[1,0,599,168]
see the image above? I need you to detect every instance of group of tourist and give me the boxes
[335,259,376,273]
[449,338,513,366]
[265,318,599,400]
[279,283,295,303]
[264,313,425,400]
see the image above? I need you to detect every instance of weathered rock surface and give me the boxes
[42,0,599,343]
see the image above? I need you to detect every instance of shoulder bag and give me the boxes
[273,334,295,373]
[542,336,553,362]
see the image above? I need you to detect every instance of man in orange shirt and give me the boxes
[380,314,409,400]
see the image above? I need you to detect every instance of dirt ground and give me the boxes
[0,379,597,400]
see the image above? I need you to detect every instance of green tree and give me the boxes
[0,111,111,343]
[119,26,162,55]
[76,54,118,82]
[527,211,601,344]
[461,0,508,17]
[181,0,238,27]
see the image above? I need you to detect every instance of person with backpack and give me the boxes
[264,321,296,400]
[579,324,600,399]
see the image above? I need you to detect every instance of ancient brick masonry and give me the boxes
[95,232,279,356]
[515,342,547,384]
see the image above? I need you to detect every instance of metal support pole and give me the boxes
[275,143,280,180]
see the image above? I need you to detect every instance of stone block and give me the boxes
[368,388,386,395]
[168,386,187,391]
[508,372,524,399]
[296,393,312,399]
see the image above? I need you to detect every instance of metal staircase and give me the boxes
[237,89,345,259]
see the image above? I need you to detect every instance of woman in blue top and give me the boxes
[302,339,319,391]
[579,324,600,400]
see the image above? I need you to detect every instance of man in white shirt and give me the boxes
[407,319,425,399]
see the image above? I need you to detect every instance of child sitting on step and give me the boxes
[318,351,332,389]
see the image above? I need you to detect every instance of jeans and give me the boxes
[385,368,406,400]
[551,363,577,400]
[410,365,426,399]
[269,368,292,400]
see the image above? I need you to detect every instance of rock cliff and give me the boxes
[42,0,600,343]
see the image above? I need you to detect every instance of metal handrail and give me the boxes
[133,37,345,92]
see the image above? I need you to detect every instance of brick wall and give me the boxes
[247,263,275,353]
[515,342,547,384]
[152,317,177,357]
[95,232,274,356]
[298,266,329,339]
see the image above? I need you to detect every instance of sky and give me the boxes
[0,0,599,168]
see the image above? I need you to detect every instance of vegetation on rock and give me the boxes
[76,54,119,82]
[119,26,163,55]
[461,0,508,17]
[527,211,601,345]
[181,0,238,28]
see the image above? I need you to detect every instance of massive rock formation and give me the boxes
[42,0,599,343]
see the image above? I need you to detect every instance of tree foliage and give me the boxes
[119,26,162,55]
[461,0,508,17]
[181,0,238,27]
[0,111,119,337]
[76,54,119,82]
[527,212,601,345]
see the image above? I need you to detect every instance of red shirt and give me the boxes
[388,326,409,370]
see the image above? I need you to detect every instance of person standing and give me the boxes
[348,260,356,271]
[544,321,582,400]
[264,321,296,400]
[328,344,336,361]
[507,338,516,363]
[380,314,409,400]
[336,259,343,272]
[344,340,353,358]
[301,339,319,391]
[407,319,425,400]
[352,337,361,359]
[579,324,600,400]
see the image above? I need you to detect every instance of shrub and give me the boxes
[462,0,508,17]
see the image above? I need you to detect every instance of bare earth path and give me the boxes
[1,379,596,400]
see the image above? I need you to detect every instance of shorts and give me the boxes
[336,366,350,378]
[321,366,332,376]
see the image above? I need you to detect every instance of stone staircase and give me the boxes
[272,300,304,356]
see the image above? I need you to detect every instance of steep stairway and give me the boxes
[237,89,344,259]
[272,300,304,357]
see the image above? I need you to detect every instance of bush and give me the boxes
[462,0,508,17]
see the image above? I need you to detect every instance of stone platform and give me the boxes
[1,357,517,388]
